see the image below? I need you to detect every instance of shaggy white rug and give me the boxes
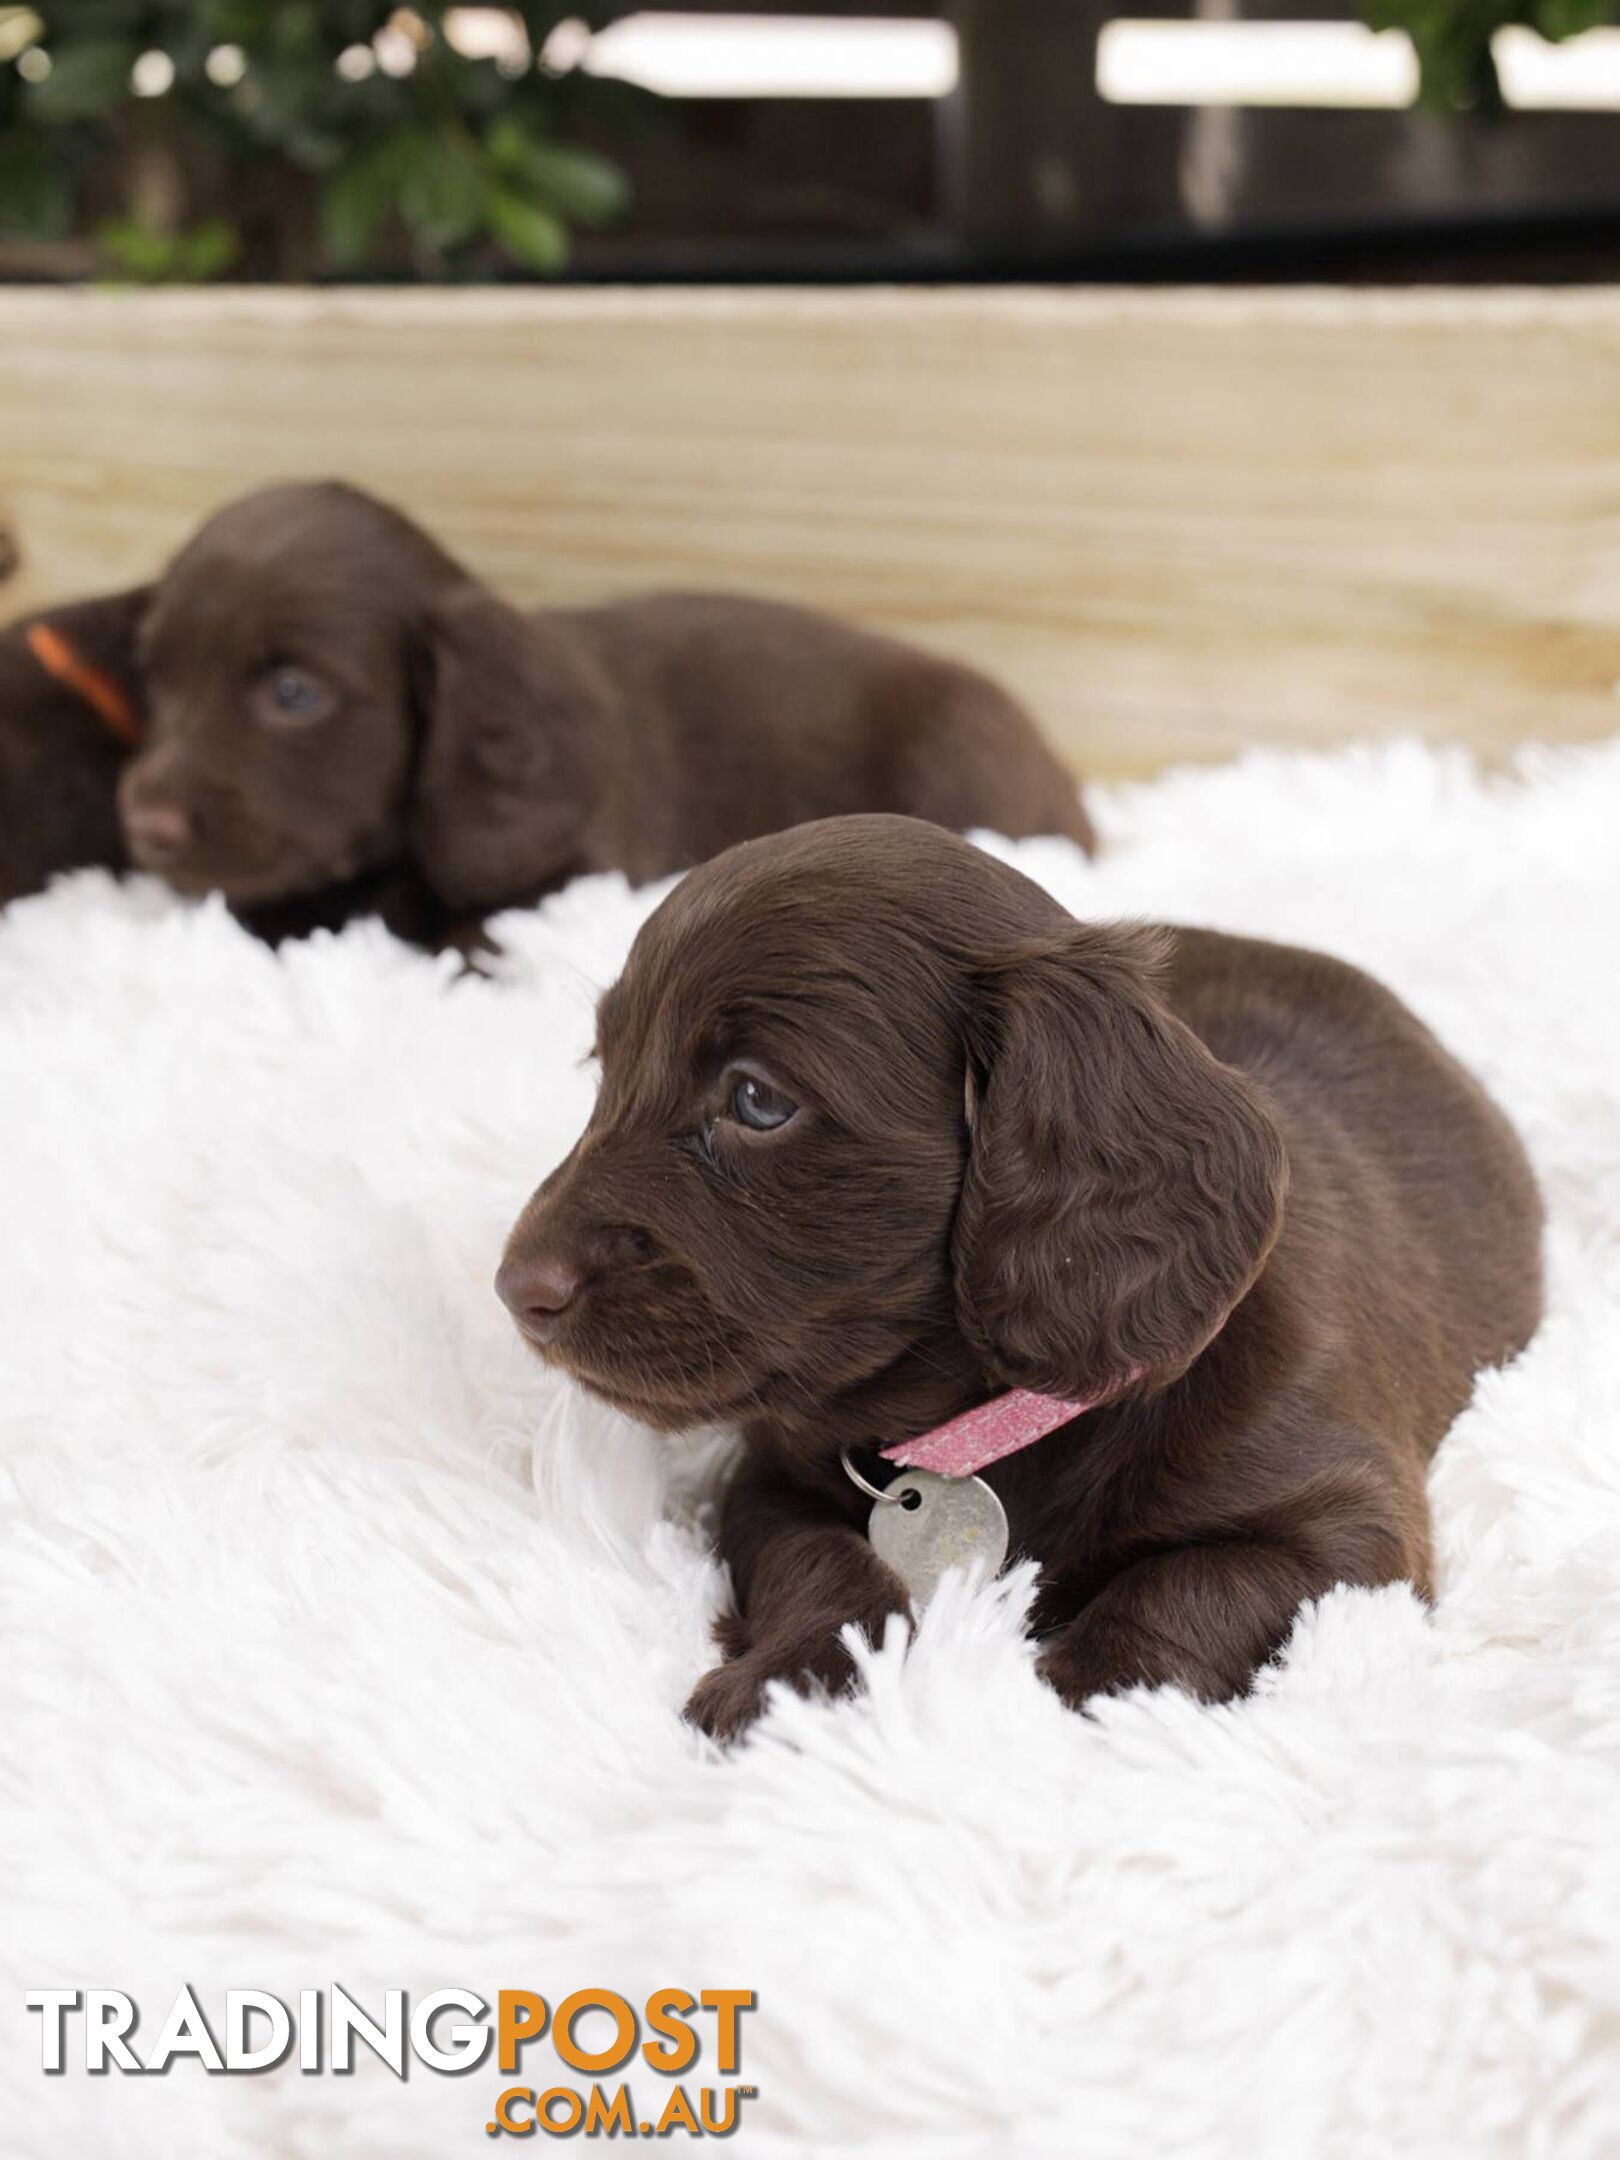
[2,737,1618,2160]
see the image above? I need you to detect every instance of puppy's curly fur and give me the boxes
[500,815,1543,1740]
[107,480,1091,944]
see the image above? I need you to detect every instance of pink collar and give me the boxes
[881,1376,1140,1479]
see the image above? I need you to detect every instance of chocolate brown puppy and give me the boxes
[0,588,146,905]
[497,815,1543,1740]
[113,481,1092,944]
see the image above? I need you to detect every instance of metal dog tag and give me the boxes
[865,1467,1009,1604]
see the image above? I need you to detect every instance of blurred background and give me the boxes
[1,1,1616,288]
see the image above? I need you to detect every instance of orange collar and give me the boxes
[25,621,141,748]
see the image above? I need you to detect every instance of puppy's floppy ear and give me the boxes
[407,580,608,912]
[39,583,153,682]
[952,927,1286,1401]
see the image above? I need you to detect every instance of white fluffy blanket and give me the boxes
[3,739,1618,2160]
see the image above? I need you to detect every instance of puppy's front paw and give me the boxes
[682,1632,863,1745]
[1035,1616,1244,1711]
[1035,1632,1125,1712]
[683,1657,773,1743]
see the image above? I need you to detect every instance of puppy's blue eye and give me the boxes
[273,669,320,713]
[728,1074,796,1132]
[254,664,334,728]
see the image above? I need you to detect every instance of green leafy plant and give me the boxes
[0,3,636,280]
[1361,0,1612,111]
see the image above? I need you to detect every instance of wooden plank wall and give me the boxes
[2,287,1617,776]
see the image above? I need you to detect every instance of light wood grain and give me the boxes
[3,287,1618,775]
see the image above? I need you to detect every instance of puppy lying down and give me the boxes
[93,480,1089,943]
[499,816,1543,1740]
[0,590,145,904]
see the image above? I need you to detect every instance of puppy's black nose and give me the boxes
[496,1253,582,1341]
[124,801,192,861]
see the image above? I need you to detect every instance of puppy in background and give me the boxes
[0,590,144,905]
[498,815,1543,1741]
[108,480,1093,945]
[0,578,415,944]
